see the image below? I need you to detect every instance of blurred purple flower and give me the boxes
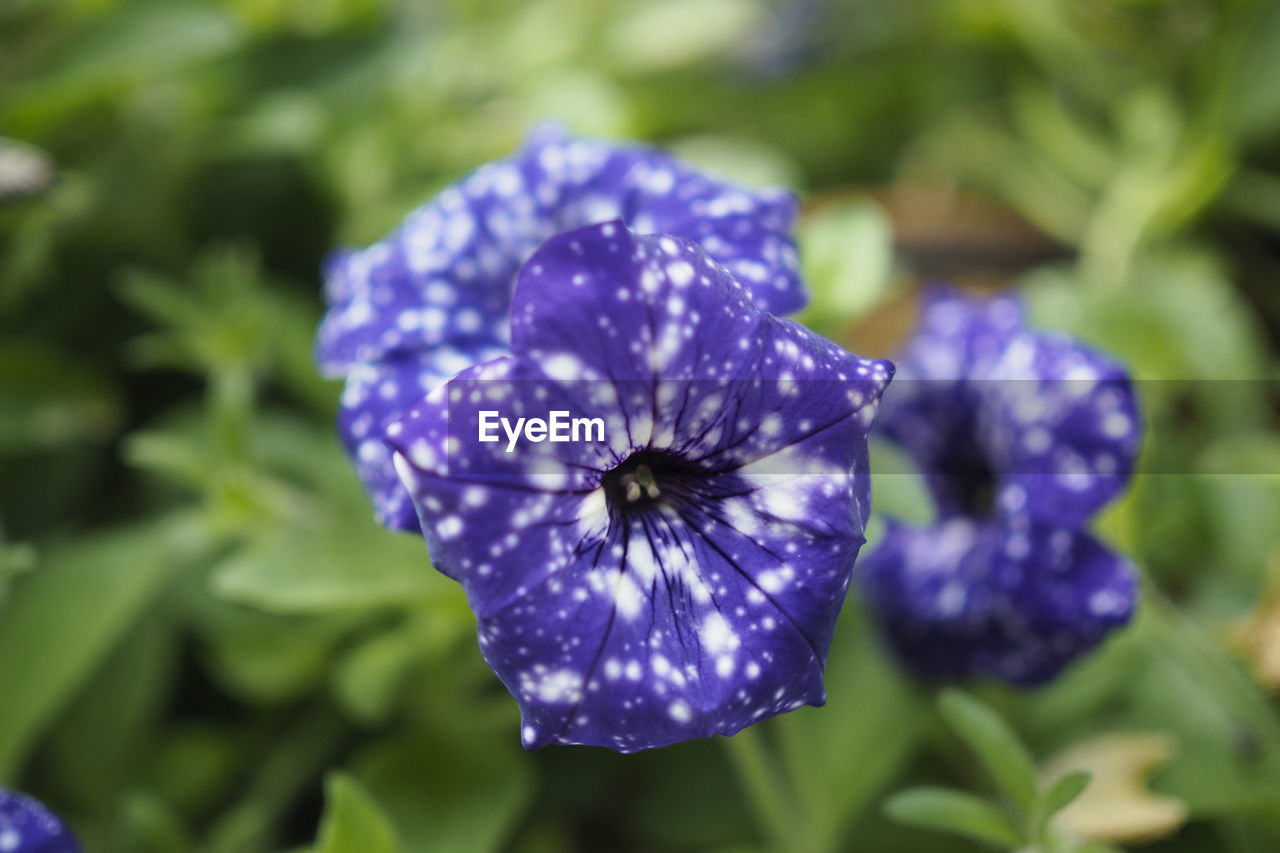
[0,790,80,853]
[317,126,805,531]
[859,286,1141,685]
[387,222,891,751]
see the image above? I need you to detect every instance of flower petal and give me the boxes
[316,125,804,377]
[876,286,1024,515]
[878,286,1139,525]
[858,518,1137,685]
[510,222,892,469]
[386,224,890,750]
[978,331,1142,528]
[337,345,507,531]
[388,363,876,748]
[0,789,81,853]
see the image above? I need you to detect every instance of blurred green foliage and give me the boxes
[2,0,1279,851]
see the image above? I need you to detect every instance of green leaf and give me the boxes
[43,615,177,812]
[315,773,400,853]
[771,604,924,849]
[210,515,436,614]
[669,134,803,190]
[0,539,35,606]
[190,598,357,704]
[938,690,1040,816]
[115,791,193,853]
[1229,0,1280,142]
[356,732,531,853]
[1039,770,1091,819]
[797,198,893,336]
[1031,770,1093,845]
[20,1,241,86]
[605,0,764,71]
[884,787,1023,848]
[0,517,181,781]
[331,613,468,725]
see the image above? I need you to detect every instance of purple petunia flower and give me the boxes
[386,221,892,751]
[317,126,805,531]
[0,790,80,853]
[858,286,1141,685]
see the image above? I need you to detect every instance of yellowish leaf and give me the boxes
[1042,732,1187,844]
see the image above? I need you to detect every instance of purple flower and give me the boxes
[859,286,1141,685]
[386,222,891,751]
[0,790,80,853]
[318,126,805,531]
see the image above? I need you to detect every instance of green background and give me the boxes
[2,0,1279,850]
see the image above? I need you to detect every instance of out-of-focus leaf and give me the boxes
[0,340,119,453]
[332,608,468,724]
[1042,732,1187,844]
[884,787,1022,848]
[210,512,435,613]
[1201,434,1280,487]
[1012,83,1113,191]
[513,71,630,140]
[1043,771,1091,816]
[1024,251,1267,386]
[114,790,193,853]
[16,1,241,87]
[191,598,357,704]
[119,250,273,378]
[0,517,182,781]
[222,92,330,158]
[356,731,531,853]
[44,615,177,813]
[145,724,245,822]
[669,134,803,190]
[1229,0,1280,142]
[0,538,35,606]
[314,773,400,853]
[938,690,1039,816]
[773,606,923,848]
[1032,771,1091,842]
[606,0,764,71]
[868,438,934,526]
[797,197,893,336]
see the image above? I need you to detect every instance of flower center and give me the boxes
[602,449,703,515]
[955,457,998,517]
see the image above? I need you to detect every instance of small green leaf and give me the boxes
[884,787,1023,848]
[1041,770,1092,819]
[315,773,400,853]
[938,690,1039,816]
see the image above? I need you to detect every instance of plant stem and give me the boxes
[724,726,804,853]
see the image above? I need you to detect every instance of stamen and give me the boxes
[603,452,699,514]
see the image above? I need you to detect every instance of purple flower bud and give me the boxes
[859,285,1141,685]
